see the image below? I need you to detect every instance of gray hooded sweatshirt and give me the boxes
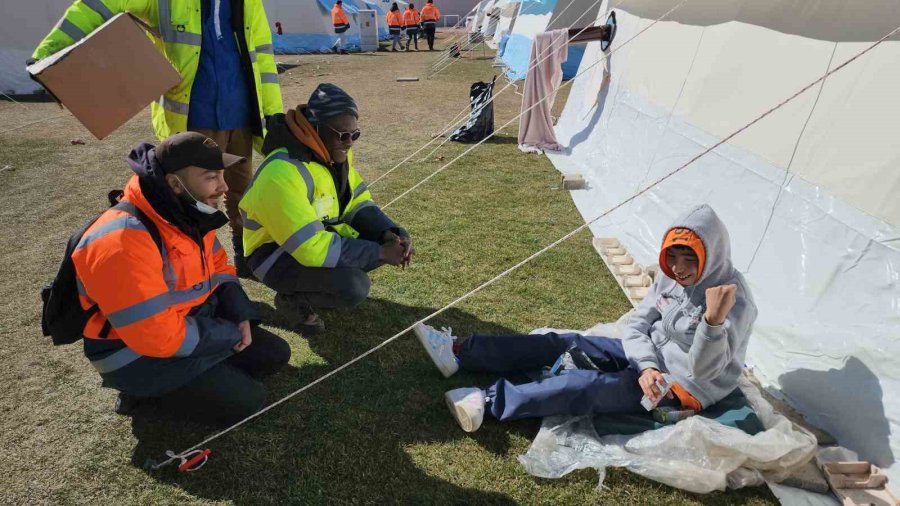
[622,205,758,408]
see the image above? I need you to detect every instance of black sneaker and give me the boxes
[114,392,141,416]
[274,293,326,335]
[233,254,252,279]
[232,235,253,279]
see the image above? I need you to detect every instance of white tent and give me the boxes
[0,0,72,95]
[548,0,900,492]
[468,0,489,34]
[269,0,394,53]
[267,0,336,53]
[489,0,520,49]
[499,0,601,80]
[479,0,500,39]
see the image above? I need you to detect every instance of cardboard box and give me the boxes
[27,13,181,140]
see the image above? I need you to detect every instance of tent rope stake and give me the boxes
[149,13,900,474]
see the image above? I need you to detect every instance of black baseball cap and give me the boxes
[154,132,245,174]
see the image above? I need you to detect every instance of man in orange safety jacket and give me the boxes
[420,0,441,50]
[403,3,421,51]
[332,0,351,54]
[73,132,290,425]
[386,3,404,51]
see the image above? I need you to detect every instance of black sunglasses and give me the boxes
[325,124,361,142]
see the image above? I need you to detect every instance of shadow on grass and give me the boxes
[127,297,536,504]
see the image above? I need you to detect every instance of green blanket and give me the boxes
[594,388,765,436]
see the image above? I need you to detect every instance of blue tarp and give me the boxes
[501,32,585,81]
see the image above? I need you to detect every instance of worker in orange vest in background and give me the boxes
[420,0,441,51]
[403,3,421,51]
[332,0,351,54]
[386,3,404,52]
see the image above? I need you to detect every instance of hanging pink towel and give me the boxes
[517,29,568,154]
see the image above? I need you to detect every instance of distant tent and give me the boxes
[468,0,489,35]
[479,0,501,39]
[0,0,72,95]
[488,0,520,49]
[549,0,900,492]
[268,0,396,54]
[499,0,601,80]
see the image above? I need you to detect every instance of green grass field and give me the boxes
[0,34,777,504]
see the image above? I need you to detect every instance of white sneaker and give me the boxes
[414,323,460,378]
[444,387,486,432]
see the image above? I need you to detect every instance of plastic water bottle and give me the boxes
[640,374,673,411]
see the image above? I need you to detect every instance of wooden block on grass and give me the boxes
[623,274,651,288]
[561,174,586,190]
[628,286,649,299]
[616,263,643,276]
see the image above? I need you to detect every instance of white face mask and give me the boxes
[174,175,220,215]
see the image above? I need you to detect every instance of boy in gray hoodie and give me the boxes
[415,204,757,432]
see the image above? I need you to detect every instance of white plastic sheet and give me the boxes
[520,322,818,493]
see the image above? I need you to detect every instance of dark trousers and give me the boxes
[155,326,291,425]
[406,29,419,49]
[250,243,374,309]
[423,24,436,49]
[457,333,675,421]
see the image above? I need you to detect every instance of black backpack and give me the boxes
[40,191,163,346]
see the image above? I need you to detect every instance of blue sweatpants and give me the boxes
[457,333,675,421]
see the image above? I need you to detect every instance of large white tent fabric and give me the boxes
[499,0,601,80]
[0,0,72,95]
[547,0,900,492]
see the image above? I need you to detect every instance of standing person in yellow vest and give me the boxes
[31,0,284,278]
[403,3,421,51]
[420,0,441,51]
[331,0,351,55]
[240,84,414,335]
[386,3,404,52]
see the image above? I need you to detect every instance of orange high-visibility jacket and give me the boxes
[421,4,441,22]
[332,5,350,27]
[73,176,240,360]
[386,10,403,28]
[403,7,420,27]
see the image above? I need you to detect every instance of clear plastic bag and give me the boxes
[519,320,819,494]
